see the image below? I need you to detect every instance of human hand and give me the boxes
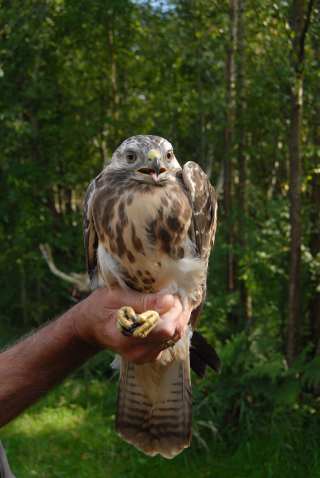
[74,287,192,364]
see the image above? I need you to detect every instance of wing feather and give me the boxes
[182,161,217,262]
[182,161,218,325]
[83,179,99,287]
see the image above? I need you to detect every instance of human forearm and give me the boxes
[0,287,191,428]
[0,303,98,427]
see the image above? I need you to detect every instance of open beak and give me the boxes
[138,159,166,176]
[137,149,167,179]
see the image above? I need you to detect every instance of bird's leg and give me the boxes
[117,306,159,338]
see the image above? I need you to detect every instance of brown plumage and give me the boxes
[83,135,217,458]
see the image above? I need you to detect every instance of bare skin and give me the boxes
[0,287,191,428]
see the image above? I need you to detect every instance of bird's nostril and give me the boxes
[159,167,167,174]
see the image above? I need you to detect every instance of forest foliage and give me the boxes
[1,0,320,451]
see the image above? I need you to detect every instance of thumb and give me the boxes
[119,289,175,314]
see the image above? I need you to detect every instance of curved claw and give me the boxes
[117,306,159,338]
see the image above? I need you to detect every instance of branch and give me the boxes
[299,0,315,64]
[39,244,91,293]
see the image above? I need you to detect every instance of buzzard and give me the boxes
[83,135,217,459]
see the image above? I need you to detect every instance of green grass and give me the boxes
[1,378,320,478]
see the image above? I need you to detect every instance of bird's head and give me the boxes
[109,135,181,185]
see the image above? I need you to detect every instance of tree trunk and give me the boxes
[311,163,320,354]
[286,0,314,366]
[108,27,119,122]
[287,74,302,366]
[236,0,252,322]
[224,0,239,296]
[310,28,320,354]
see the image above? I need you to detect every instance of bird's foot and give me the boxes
[117,306,159,338]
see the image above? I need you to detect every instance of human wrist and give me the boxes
[68,298,103,353]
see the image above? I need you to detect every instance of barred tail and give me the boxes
[116,348,192,459]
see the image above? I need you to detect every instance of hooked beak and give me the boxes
[137,148,167,178]
[138,160,167,177]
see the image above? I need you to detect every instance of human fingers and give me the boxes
[147,297,183,342]
[174,303,193,337]
[106,287,175,315]
[126,305,192,363]
[110,301,192,363]
[149,299,192,345]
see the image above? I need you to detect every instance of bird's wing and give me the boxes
[83,178,99,287]
[190,330,221,376]
[182,161,218,326]
[182,161,218,262]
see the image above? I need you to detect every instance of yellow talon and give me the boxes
[116,306,159,338]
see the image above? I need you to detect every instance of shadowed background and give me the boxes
[1,0,320,476]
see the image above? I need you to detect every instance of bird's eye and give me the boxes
[126,151,137,162]
[166,151,173,161]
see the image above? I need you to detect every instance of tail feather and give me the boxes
[116,340,192,459]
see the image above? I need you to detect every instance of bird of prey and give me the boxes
[83,135,217,459]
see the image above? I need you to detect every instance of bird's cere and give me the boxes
[147,148,161,161]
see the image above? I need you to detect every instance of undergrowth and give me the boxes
[1,361,320,478]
